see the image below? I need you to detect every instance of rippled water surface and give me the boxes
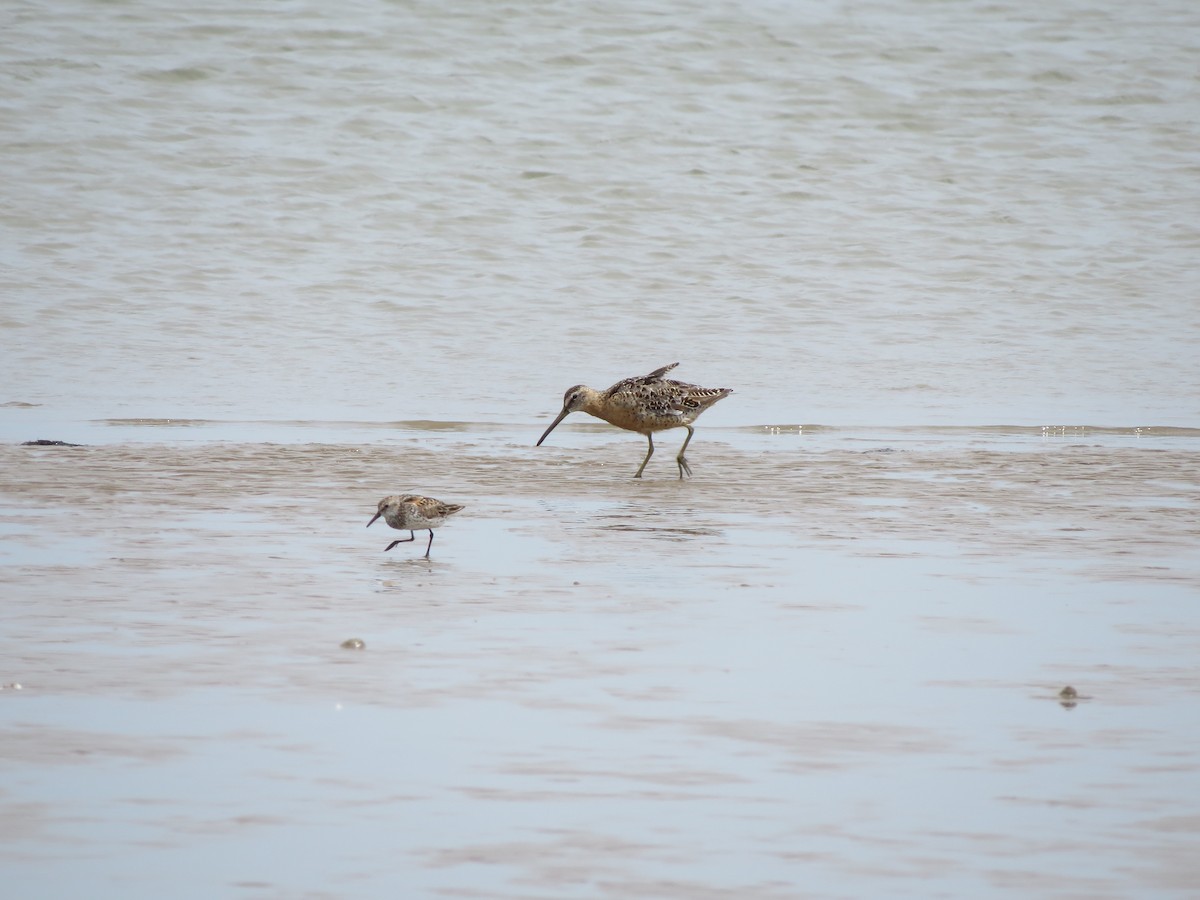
[2,0,1199,896]
[4,0,1199,429]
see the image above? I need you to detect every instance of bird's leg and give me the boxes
[633,433,655,478]
[423,530,434,558]
[676,425,695,479]
[384,531,417,552]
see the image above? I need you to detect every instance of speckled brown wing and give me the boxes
[641,362,680,381]
[409,496,464,519]
[394,495,464,527]
[601,362,680,399]
[673,384,733,415]
[602,376,731,432]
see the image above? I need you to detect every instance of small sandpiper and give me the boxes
[367,494,464,558]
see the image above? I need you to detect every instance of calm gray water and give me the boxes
[3,0,1198,430]
[2,0,1199,897]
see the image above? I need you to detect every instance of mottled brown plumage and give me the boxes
[367,494,464,557]
[536,362,732,478]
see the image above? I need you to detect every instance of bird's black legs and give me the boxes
[385,531,416,552]
[384,530,436,558]
[384,528,436,556]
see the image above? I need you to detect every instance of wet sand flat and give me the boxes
[1,430,1198,897]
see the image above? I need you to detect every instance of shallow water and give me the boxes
[2,429,1199,897]
[3,0,1200,895]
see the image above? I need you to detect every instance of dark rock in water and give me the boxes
[22,439,84,447]
[1057,685,1085,709]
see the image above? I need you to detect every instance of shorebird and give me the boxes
[536,362,732,479]
[367,494,464,558]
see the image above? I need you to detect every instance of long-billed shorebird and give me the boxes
[536,362,732,479]
[367,494,464,558]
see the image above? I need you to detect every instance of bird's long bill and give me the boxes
[366,512,382,528]
[536,406,571,446]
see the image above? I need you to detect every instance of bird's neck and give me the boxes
[577,388,607,418]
